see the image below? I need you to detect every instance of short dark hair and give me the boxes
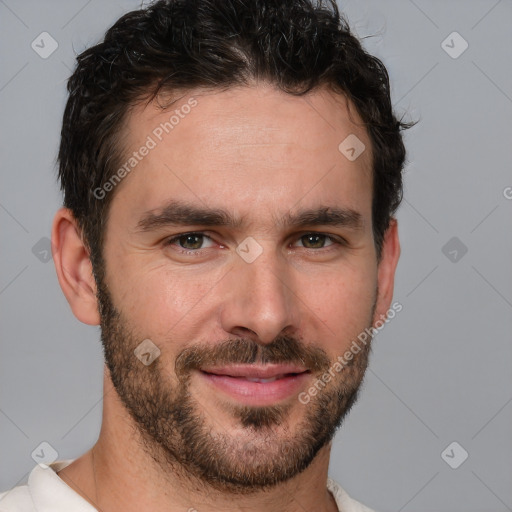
[58,0,414,280]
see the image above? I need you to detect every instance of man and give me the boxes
[0,0,412,510]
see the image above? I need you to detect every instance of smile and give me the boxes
[198,364,311,405]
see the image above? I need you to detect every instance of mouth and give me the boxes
[198,364,311,405]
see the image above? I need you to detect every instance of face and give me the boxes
[97,83,384,492]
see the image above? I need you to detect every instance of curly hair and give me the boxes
[58,0,415,279]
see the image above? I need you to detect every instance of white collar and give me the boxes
[24,460,374,512]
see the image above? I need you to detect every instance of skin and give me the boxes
[51,82,400,512]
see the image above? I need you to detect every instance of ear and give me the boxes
[374,218,401,324]
[51,208,100,325]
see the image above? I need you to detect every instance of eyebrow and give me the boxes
[136,200,364,233]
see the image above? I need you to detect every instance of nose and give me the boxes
[219,247,302,345]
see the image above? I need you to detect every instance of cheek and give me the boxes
[113,263,218,341]
[304,265,377,352]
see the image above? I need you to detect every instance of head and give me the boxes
[53,0,411,494]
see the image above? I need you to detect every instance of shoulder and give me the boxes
[327,477,377,512]
[0,484,33,512]
[0,459,80,512]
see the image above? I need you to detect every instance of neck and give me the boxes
[58,367,339,512]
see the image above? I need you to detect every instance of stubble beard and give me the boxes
[96,277,375,494]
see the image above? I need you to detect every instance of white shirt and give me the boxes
[0,460,376,512]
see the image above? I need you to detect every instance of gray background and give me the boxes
[1,1,511,511]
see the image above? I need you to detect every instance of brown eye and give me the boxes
[166,232,215,251]
[297,233,335,249]
[177,234,204,250]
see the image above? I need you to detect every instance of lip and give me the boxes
[201,363,308,379]
[198,364,310,406]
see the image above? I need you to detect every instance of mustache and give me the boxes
[174,335,331,378]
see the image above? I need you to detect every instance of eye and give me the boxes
[293,233,339,249]
[165,232,215,251]
[164,231,345,256]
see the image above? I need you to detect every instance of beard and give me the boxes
[96,276,375,494]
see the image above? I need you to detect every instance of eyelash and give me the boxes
[164,231,346,254]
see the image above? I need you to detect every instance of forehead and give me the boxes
[110,83,373,229]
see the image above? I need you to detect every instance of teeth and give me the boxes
[244,375,282,383]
